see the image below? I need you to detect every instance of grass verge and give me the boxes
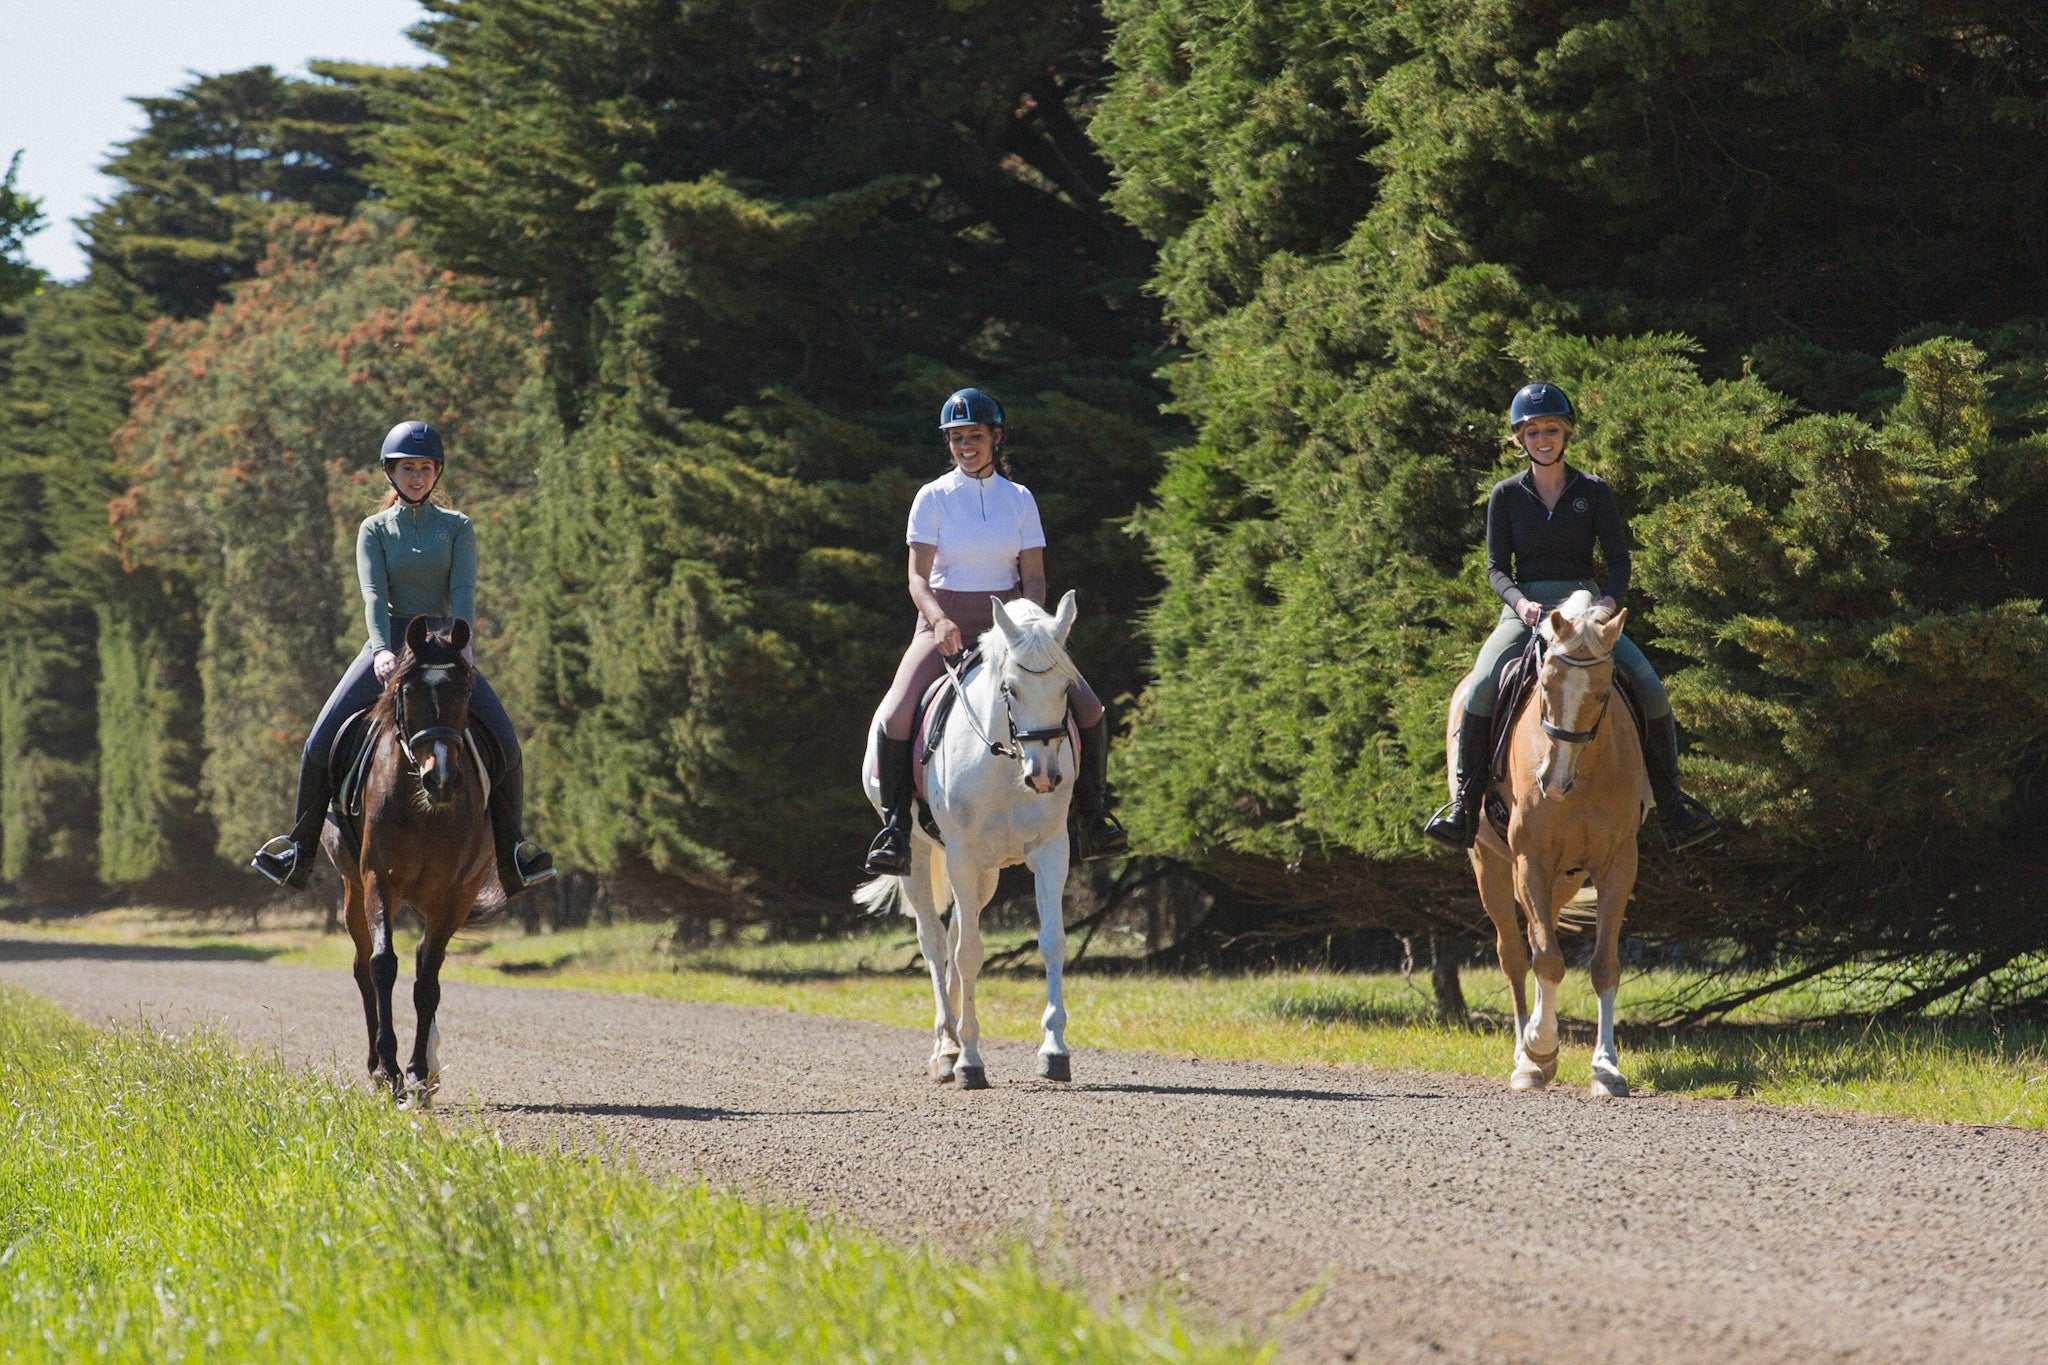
[0,985,1255,1363]
[10,910,2048,1128]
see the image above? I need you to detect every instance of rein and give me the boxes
[1538,642,1614,745]
[939,651,1070,761]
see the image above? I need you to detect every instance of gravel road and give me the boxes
[3,936,2043,1363]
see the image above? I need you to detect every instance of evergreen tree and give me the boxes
[373,0,1175,893]
[0,152,44,308]
[1093,0,2048,963]
[84,65,384,319]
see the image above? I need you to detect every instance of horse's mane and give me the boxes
[977,599,1078,682]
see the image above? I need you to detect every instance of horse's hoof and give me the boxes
[1038,1052,1071,1082]
[930,1054,957,1083]
[1509,1066,1549,1092]
[956,1064,989,1091]
[1589,1071,1630,1099]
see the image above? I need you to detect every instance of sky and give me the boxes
[1,0,428,281]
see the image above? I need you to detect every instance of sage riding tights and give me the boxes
[1460,579,1670,720]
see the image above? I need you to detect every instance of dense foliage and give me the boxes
[1093,0,2048,980]
[3,1,2046,992]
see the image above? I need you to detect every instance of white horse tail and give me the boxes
[853,874,905,917]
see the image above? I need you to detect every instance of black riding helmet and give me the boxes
[381,420,444,505]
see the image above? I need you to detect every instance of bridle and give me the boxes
[1538,638,1613,745]
[940,652,1071,761]
[393,664,471,776]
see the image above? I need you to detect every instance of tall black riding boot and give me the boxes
[250,756,331,889]
[1423,706,1494,850]
[489,759,556,899]
[1644,713,1719,852]
[864,731,915,875]
[1071,714,1129,860]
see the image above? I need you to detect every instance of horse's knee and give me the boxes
[1531,947,1565,983]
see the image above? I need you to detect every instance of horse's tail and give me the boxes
[854,875,904,917]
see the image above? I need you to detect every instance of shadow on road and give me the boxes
[1077,1081,1451,1103]
[0,936,284,965]
[481,1100,885,1124]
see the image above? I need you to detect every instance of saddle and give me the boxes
[1480,634,1647,837]
[908,649,980,845]
[325,707,502,867]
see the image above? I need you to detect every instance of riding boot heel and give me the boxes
[251,756,332,889]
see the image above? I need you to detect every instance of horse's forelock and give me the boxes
[980,607,1076,681]
[1545,590,1604,650]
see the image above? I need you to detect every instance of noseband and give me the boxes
[393,668,470,775]
[1538,642,1613,745]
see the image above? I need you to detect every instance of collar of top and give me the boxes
[943,465,1003,489]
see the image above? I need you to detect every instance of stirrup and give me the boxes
[1422,800,1477,850]
[1075,812,1129,861]
[512,840,557,887]
[864,823,910,876]
[1661,797,1719,853]
[249,836,297,886]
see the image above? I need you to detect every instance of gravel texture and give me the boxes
[4,936,2044,1363]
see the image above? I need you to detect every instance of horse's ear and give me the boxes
[449,618,471,653]
[1048,589,1081,642]
[992,596,1023,646]
[1598,609,1627,648]
[404,615,429,656]
[1545,607,1570,643]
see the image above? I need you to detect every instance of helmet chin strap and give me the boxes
[1520,432,1569,468]
[386,464,443,506]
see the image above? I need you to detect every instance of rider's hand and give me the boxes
[1516,600,1543,628]
[933,617,963,656]
[373,649,398,682]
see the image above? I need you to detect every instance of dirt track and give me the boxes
[4,936,2044,1363]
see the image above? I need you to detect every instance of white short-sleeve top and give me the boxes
[905,468,1047,592]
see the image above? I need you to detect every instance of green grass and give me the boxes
[0,986,1255,1363]
[11,909,2048,1128]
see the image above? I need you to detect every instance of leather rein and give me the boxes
[939,652,1070,761]
[1538,641,1614,745]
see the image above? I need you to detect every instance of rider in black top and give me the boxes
[1423,383,1719,852]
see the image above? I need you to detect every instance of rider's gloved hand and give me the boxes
[373,649,398,682]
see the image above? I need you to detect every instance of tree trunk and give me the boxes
[1429,933,1470,1027]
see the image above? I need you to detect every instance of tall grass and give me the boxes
[0,987,1254,1363]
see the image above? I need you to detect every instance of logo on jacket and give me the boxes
[1572,496,1589,513]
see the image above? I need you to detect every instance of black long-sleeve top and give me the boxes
[1484,467,1630,611]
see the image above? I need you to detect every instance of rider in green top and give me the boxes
[250,420,555,898]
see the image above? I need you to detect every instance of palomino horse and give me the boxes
[324,615,494,1107]
[856,592,1081,1089]
[1449,591,1651,1097]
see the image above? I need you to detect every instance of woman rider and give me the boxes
[865,388,1129,876]
[1423,383,1719,853]
[250,420,556,898]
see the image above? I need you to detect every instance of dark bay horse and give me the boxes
[325,615,494,1106]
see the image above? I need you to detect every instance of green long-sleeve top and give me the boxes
[355,502,476,652]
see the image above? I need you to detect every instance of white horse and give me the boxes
[856,592,1081,1088]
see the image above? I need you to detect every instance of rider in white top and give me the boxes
[906,466,1046,591]
[864,387,1129,875]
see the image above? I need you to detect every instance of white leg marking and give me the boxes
[1590,987,1628,1097]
